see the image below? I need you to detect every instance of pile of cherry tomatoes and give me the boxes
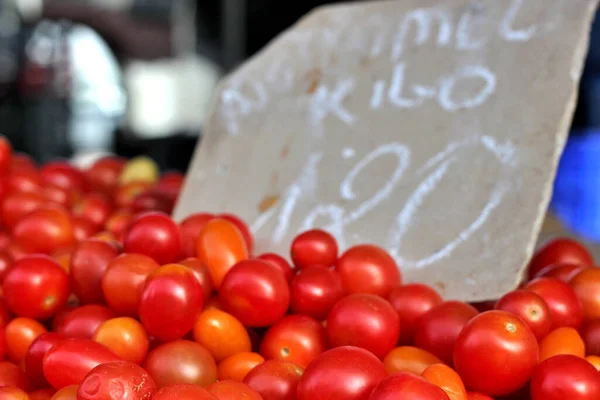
[0,136,597,400]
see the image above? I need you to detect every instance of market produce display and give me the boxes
[0,136,597,400]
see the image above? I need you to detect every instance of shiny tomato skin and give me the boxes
[5,317,48,363]
[534,262,587,282]
[335,244,401,297]
[530,354,600,400]
[538,327,585,362]
[86,156,125,195]
[3,255,69,319]
[296,346,387,400]
[51,384,80,400]
[152,384,217,400]
[104,209,134,241]
[5,168,42,195]
[466,393,493,400]
[0,386,29,399]
[580,319,600,355]
[528,238,593,280]
[143,340,217,388]
[0,361,28,391]
[123,212,181,265]
[369,372,450,400]
[524,277,583,330]
[192,309,251,363]
[421,363,467,400]
[179,213,215,259]
[260,315,328,368]
[77,361,157,400]
[326,293,400,359]
[179,257,214,304]
[72,193,113,228]
[0,192,46,231]
[72,216,100,241]
[92,317,150,365]
[217,352,264,382]
[39,162,86,193]
[42,338,122,390]
[217,214,254,255]
[290,229,338,269]
[219,259,290,327]
[24,332,64,389]
[139,264,204,341]
[13,207,75,255]
[56,305,115,339]
[290,267,345,321]
[257,253,294,282]
[569,267,600,320]
[383,346,443,376]
[243,360,304,400]
[414,301,478,365]
[388,284,443,344]
[494,290,552,340]
[0,136,12,175]
[207,380,262,400]
[28,388,56,400]
[453,311,539,397]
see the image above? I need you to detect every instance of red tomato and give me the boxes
[130,189,174,214]
[421,363,467,400]
[524,277,583,330]
[290,229,338,269]
[243,360,304,400]
[56,305,115,339]
[369,372,450,400]
[24,332,64,389]
[196,219,249,290]
[39,162,86,193]
[217,214,254,255]
[528,238,593,280]
[3,255,69,319]
[466,393,493,400]
[569,267,600,320]
[388,284,443,344]
[143,340,217,388]
[139,264,203,341]
[5,168,42,195]
[580,319,600,356]
[123,212,181,265]
[0,192,46,231]
[453,310,539,397]
[71,216,99,241]
[207,380,262,400]
[179,258,214,304]
[494,290,552,340]
[0,297,12,328]
[179,213,215,259]
[42,338,121,389]
[92,317,149,365]
[290,267,345,321]
[5,317,48,363]
[296,346,387,400]
[13,207,75,255]
[335,244,401,297]
[219,259,290,327]
[0,361,28,391]
[10,153,36,172]
[114,182,150,209]
[28,388,56,400]
[0,136,12,175]
[72,193,112,228]
[86,157,125,195]
[257,253,294,282]
[534,262,588,282]
[327,293,400,359]
[77,361,157,400]
[104,209,134,241]
[0,386,29,399]
[530,355,600,400]
[261,315,328,368]
[43,184,75,208]
[414,301,478,365]
[101,253,159,316]
[152,384,216,400]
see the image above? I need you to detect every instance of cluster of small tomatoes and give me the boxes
[0,136,597,400]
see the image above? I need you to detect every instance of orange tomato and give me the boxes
[5,317,47,363]
[569,268,600,321]
[92,317,150,364]
[217,352,264,382]
[586,355,600,371]
[28,388,56,400]
[539,327,585,362]
[384,346,444,375]
[49,385,78,400]
[196,219,248,290]
[0,386,29,399]
[422,363,468,400]
[193,309,251,362]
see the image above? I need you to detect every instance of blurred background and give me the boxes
[0,0,600,243]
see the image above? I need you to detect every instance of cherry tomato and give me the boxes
[586,355,600,371]
[104,210,133,241]
[0,386,29,399]
[101,253,159,316]
[383,346,443,375]
[219,259,290,327]
[421,364,467,400]
[534,262,587,282]
[9,153,35,172]
[494,290,552,340]
[25,333,64,389]
[370,372,450,400]
[580,319,600,356]
[538,327,585,362]
[85,157,125,195]
[257,253,294,282]
[50,385,79,400]
[92,317,149,365]
[0,192,46,231]
[0,361,28,390]
[296,346,387,400]
[414,301,478,365]
[5,168,42,195]
[0,297,13,328]
[327,293,400,359]
[388,284,443,344]
[0,137,12,175]
[3,255,69,319]
[56,305,115,339]
[179,213,215,259]
[43,339,121,389]
[13,207,75,255]
[335,244,401,297]
[466,393,493,400]
[261,315,327,368]
[123,212,181,265]
[139,264,203,341]
[114,182,150,210]
[528,238,593,280]
[290,267,345,321]
[179,258,214,304]
[569,267,600,320]
[43,184,76,208]
[290,229,338,269]
[5,317,48,363]
[77,361,157,400]
[217,352,264,382]
[207,380,262,400]
[72,193,112,228]
[453,310,538,397]
[28,388,56,400]
[39,162,85,193]
[143,340,217,388]
[243,360,304,400]
[152,384,216,400]
[217,214,254,255]
[524,277,583,330]
[71,217,99,241]
[192,309,251,362]
[530,354,600,400]
[196,219,249,290]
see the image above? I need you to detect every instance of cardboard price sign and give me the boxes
[174,0,598,301]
